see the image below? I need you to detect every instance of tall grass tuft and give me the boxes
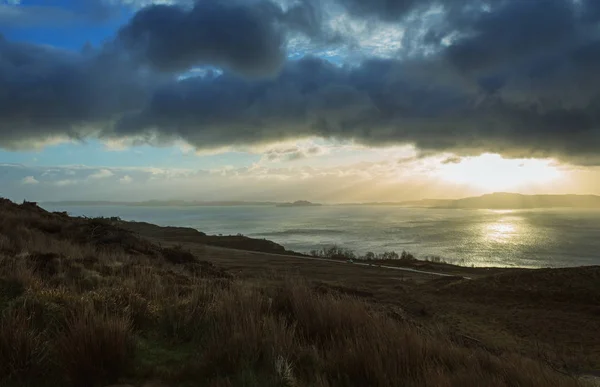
[56,307,135,387]
[0,308,49,383]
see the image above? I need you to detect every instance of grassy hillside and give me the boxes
[117,220,297,255]
[0,199,591,386]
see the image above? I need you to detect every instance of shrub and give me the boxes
[161,246,196,265]
[6,288,83,333]
[312,246,356,260]
[363,251,376,260]
[56,308,135,387]
[380,251,400,260]
[425,256,445,263]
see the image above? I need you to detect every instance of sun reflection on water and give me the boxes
[484,217,520,243]
[489,209,516,214]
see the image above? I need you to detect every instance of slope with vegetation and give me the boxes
[0,199,591,386]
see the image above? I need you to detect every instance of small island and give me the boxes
[276,200,322,207]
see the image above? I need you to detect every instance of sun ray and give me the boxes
[437,154,563,191]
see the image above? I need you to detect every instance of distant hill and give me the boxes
[395,199,454,207]
[346,193,600,209]
[436,193,600,209]
[276,200,322,207]
[42,200,277,207]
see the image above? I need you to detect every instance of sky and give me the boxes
[1,0,600,202]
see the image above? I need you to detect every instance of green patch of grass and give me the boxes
[135,337,197,381]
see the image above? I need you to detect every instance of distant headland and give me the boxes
[276,200,322,208]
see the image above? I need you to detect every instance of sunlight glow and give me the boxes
[438,154,563,191]
[484,221,517,243]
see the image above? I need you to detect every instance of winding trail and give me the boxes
[275,254,472,279]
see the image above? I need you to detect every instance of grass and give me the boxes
[0,308,48,384]
[0,198,591,386]
[56,308,135,387]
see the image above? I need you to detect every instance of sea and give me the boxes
[40,204,600,268]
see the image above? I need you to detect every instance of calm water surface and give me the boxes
[41,204,600,268]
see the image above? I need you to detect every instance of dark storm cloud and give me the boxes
[441,0,579,74]
[114,0,331,77]
[115,1,286,77]
[1,0,600,164]
[0,0,322,146]
[110,56,600,164]
[0,37,151,148]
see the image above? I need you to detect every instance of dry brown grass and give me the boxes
[0,198,591,386]
[56,308,135,387]
[0,308,48,383]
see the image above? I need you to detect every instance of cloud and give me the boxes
[261,142,328,162]
[0,36,151,149]
[21,176,39,185]
[1,0,600,166]
[88,169,114,179]
[119,175,133,184]
[113,54,600,165]
[1,160,596,203]
[441,156,462,165]
[115,2,286,77]
[54,179,78,187]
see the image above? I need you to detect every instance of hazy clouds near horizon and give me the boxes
[3,162,600,203]
[2,0,600,165]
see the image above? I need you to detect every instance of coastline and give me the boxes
[1,198,599,386]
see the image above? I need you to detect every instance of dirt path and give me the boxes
[199,245,470,278]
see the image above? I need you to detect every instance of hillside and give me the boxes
[0,198,595,386]
[42,200,277,207]
[116,220,297,255]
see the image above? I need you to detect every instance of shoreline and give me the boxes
[39,203,600,272]
[113,217,597,277]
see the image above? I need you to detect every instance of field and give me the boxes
[0,198,597,386]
